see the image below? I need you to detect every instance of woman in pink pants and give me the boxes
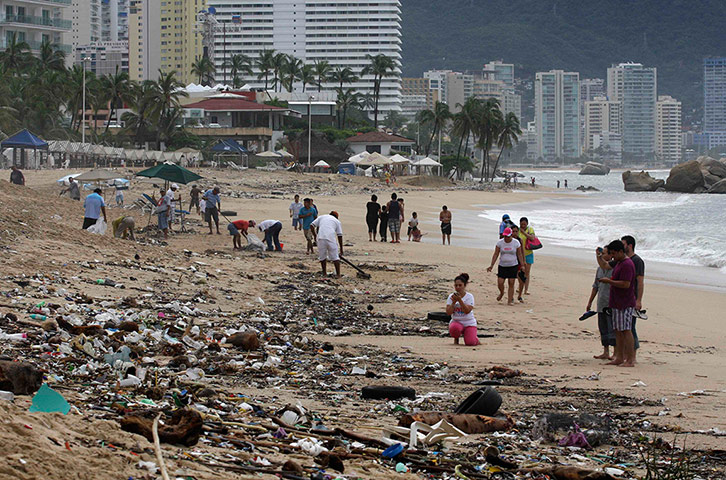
[446,273,480,346]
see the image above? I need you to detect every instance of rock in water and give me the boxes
[707,178,726,194]
[227,332,260,350]
[579,161,610,175]
[665,160,705,193]
[697,156,726,178]
[622,171,665,192]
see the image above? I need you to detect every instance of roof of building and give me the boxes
[184,97,287,112]
[345,131,415,144]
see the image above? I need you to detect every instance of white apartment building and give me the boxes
[584,96,622,152]
[128,0,160,81]
[535,70,580,161]
[207,0,403,117]
[593,131,622,164]
[75,41,129,76]
[71,0,129,51]
[424,69,451,106]
[607,62,657,159]
[0,0,71,56]
[656,95,682,164]
[484,60,514,88]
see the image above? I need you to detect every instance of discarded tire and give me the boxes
[361,386,416,400]
[454,387,502,416]
[220,210,238,217]
[427,312,451,322]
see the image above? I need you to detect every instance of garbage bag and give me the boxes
[87,218,107,235]
[245,233,265,252]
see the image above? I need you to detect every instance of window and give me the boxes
[5,6,12,17]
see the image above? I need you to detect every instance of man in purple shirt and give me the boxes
[599,240,636,367]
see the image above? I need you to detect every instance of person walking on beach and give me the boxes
[518,217,536,295]
[587,246,616,359]
[311,211,344,278]
[379,205,389,242]
[622,235,645,361]
[487,227,525,305]
[499,214,513,238]
[386,193,402,243]
[289,194,303,231]
[60,177,80,200]
[203,186,222,235]
[156,187,171,239]
[510,226,527,302]
[189,185,202,215]
[228,219,253,250]
[564,179,568,189]
[82,188,107,230]
[446,273,479,346]
[366,194,381,241]
[599,240,636,367]
[440,205,452,245]
[299,197,318,254]
[557,180,561,189]
[258,219,283,252]
[9,165,25,185]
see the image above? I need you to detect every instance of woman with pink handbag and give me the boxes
[518,217,542,295]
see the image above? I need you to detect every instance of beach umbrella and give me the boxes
[136,163,203,185]
[74,169,119,182]
[276,150,294,158]
[255,150,283,158]
[314,160,330,168]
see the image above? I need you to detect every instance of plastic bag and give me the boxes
[244,233,265,252]
[87,218,107,235]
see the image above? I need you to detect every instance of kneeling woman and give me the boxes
[446,273,480,346]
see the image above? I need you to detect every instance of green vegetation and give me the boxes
[401,0,724,116]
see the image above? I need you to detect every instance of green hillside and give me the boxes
[400,0,724,122]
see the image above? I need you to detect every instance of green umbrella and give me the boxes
[135,163,203,185]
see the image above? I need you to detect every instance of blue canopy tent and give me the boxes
[210,139,249,168]
[1,129,49,168]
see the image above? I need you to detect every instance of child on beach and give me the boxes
[446,273,479,346]
[407,212,419,241]
[587,246,616,359]
[379,205,389,242]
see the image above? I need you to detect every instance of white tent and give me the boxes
[314,160,330,168]
[256,150,283,158]
[412,157,443,175]
[56,173,82,185]
[390,154,411,164]
[348,151,370,164]
[357,152,391,167]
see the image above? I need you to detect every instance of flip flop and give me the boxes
[635,309,648,320]
[579,310,597,321]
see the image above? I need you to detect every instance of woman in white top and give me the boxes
[446,273,479,346]
[487,227,525,305]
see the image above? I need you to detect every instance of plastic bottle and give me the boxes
[30,314,47,321]
[0,332,28,341]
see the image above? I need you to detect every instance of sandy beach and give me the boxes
[1,168,724,479]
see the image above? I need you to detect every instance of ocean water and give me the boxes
[477,170,726,274]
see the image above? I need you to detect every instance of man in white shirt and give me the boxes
[257,219,283,251]
[289,194,303,231]
[311,211,344,278]
[166,183,180,229]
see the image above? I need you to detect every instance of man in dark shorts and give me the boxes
[386,193,401,243]
[203,186,222,234]
[440,205,452,245]
[189,185,202,214]
[82,188,107,230]
[228,219,254,250]
[366,194,380,241]
[622,235,645,361]
[599,240,636,367]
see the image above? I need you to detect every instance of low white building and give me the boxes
[346,131,414,156]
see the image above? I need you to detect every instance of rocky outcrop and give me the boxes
[708,178,726,194]
[665,160,705,193]
[697,156,726,178]
[622,171,665,192]
[579,161,610,175]
[576,185,601,192]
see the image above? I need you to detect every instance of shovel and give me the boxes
[339,255,371,279]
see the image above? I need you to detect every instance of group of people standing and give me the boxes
[486,214,537,305]
[364,193,453,245]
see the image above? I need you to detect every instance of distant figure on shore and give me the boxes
[112,215,136,241]
[386,193,401,243]
[311,211,344,278]
[487,227,525,306]
[228,219,253,250]
[440,205,452,245]
[298,197,318,254]
[407,212,419,241]
[379,205,389,242]
[366,194,381,241]
[83,188,107,230]
[156,187,171,239]
[598,240,636,367]
[289,194,303,231]
[564,179,568,188]
[60,177,80,200]
[557,180,561,189]
[258,219,283,252]
[531,177,536,187]
[203,186,222,235]
[587,246,615,360]
[446,273,479,346]
[10,166,25,185]
[189,185,202,215]
[518,217,536,295]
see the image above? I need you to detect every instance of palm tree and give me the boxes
[297,64,315,92]
[271,53,287,92]
[191,56,215,86]
[452,97,481,162]
[150,70,187,120]
[122,80,157,146]
[224,54,252,88]
[36,39,66,72]
[328,66,358,91]
[490,112,522,181]
[313,60,331,92]
[416,101,451,157]
[475,98,504,182]
[0,33,31,73]
[256,49,275,90]
[361,54,396,128]
[101,67,132,133]
[282,55,303,92]
[335,87,360,129]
